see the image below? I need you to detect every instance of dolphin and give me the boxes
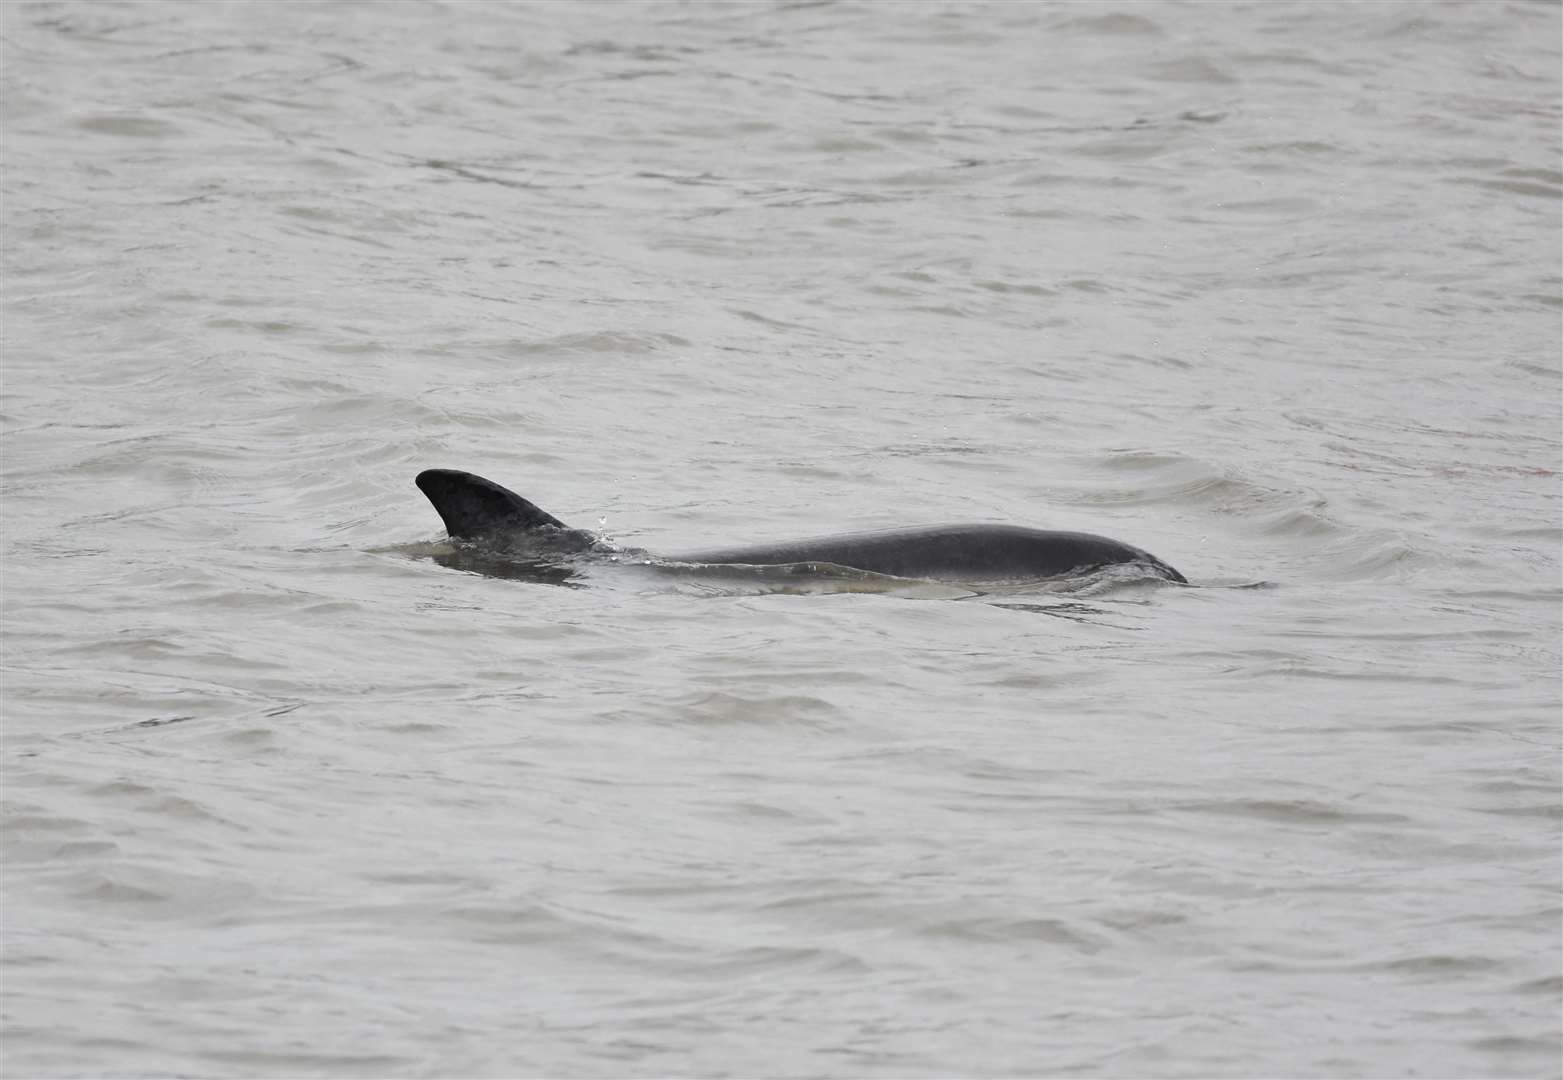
[414,468,1187,584]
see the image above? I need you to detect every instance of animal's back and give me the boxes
[670,524,1186,583]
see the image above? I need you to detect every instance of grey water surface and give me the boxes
[2,2,1560,1077]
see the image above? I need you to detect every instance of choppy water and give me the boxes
[3,2,1560,1077]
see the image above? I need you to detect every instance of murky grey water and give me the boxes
[3,2,1560,1077]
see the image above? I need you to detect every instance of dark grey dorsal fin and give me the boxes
[415,469,570,539]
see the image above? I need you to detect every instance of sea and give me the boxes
[2,2,1559,1077]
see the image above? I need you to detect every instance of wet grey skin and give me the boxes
[414,469,1187,584]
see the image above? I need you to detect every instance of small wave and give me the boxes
[1312,536,1426,582]
[1048,12,1163,36]
[75,112,183,138]
[1173,798,1411,826]
[921,915,1107,952]
[1046,453,1335,539]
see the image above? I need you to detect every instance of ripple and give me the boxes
[75,113,183,138]
[1174,798,1411,826]
[921,915,1107,952]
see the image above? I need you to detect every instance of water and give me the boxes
[2,2,1559,1076]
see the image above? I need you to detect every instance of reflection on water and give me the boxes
[427,546,586,588]
[974,598,1141,626]
[419,541,1186,623]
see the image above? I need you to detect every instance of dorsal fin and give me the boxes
[415,469,570,539]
